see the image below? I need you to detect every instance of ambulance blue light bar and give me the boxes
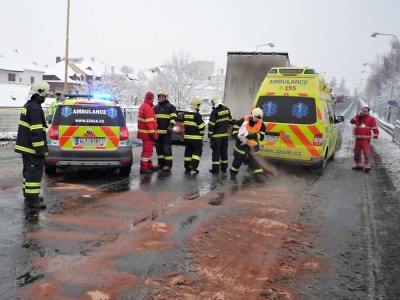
[62,93,114,101]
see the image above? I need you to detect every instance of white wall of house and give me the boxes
[0,70,22,83]
[20,69,44,84]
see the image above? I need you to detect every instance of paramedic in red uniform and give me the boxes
[137,92,158,174]
[350,107,379,173]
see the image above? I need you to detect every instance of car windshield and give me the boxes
[56,105,125,126]
[257,96,317,124]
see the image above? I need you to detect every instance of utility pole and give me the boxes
[64,0,70,93]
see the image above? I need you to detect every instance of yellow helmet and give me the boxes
[157,90,169,100]
[189,98,202,109]
[211,94,222,106]
[30,81,50,97]
[251,107,263,119]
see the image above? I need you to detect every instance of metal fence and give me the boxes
[393,120,400,145]
[0,106,211,139]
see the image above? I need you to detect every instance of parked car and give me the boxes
[45,94,133,175]
[171,110,185,143]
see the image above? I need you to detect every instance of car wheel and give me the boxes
[328,150,335,161]
[119,166,131,176]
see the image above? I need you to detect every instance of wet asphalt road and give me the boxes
[1,100,399,299]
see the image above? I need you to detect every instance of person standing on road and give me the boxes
[207,94,232,174]
[15,81,50,209]
[184,98,205,174]
[350,106,379,173]
[137,92,158,174]
[230,107,266,182]
[48,91,63,115]
[153,90,177,172]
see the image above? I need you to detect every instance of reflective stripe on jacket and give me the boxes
[137,99,158,141]
[15,95,48,156]
[183,110,205,141]
[208,104,232,138]
[154,101,177,135]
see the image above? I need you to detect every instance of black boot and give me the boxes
[209,168,219,174]
[230,170,237,180]
[189,165,199,173]
[25,198,46,209]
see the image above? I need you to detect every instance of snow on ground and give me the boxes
[372,129,400,190]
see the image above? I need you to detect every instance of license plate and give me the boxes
[265,134,278,142]
[76,138,104,146]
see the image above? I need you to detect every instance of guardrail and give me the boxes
[0,106,212,140]
[393,120,400,145]
[375,118,394,135]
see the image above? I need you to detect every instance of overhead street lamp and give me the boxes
[255,43,275,51]
[371,32,399,99]
[64,0,71,94]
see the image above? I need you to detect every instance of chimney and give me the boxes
[56,56,61,63]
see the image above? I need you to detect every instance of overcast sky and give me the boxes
[0,0,399,92]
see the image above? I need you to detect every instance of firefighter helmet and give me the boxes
[30,81,50,97]
[211,94,222,106]
[251,107,263,119]
[189,98,202,109]
[157,90,169,100]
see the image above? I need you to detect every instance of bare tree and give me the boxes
[149,50,209,109]
[75,73,141,106]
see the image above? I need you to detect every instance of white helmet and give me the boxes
[211,94,222,106]
[189,98,202,109]
[251,107,263,119]
[30,81,50,97]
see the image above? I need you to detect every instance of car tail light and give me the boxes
[48,125,59,140]
[313,133,323,146]
[119,127,129,141]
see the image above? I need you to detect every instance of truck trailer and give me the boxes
[223,52,290,120]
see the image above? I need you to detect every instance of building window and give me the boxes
[30,77,34,83]
[8,73,16,82]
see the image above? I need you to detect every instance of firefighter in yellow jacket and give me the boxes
[230,107,266,182]
[15,81,50,209]
[183,98,205,173]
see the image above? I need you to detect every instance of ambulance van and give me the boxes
[251,67,344,172]
[45,95,133,176]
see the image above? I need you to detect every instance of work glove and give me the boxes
[246,133,257,140]
[166,125,174,134]
[150,134,157,142]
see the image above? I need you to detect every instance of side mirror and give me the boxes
[46,114,53,124]
[335,115,344,123]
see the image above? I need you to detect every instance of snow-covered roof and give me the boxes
[0,44,24,72]
[44,62,82,84]
[0,82,31,107]
[69,57,126,78]
[0,43,46,73]
[137,69,157,82]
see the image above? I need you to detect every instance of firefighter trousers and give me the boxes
[140,139,155,170]
[184,140,203,170]
[22,154,44,202]
[156,134,173,168]
[230,147,264,175]
[210,137,229,172]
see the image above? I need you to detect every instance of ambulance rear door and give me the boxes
[258,95,321,162]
